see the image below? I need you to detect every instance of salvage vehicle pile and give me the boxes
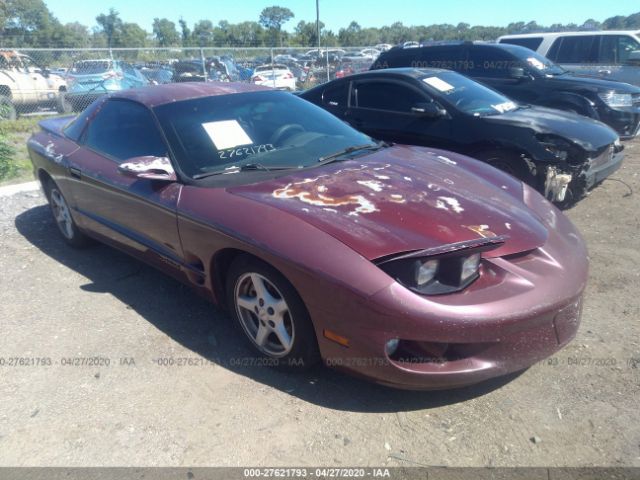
[23,38,640,390]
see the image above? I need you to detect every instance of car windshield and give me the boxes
[72,61,113,74]
[153,90,374,178]
[511,48,566,76]
[419,71,518,116]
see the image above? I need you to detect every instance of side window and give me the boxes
[121,62,136,76]
[554,36,597,63]
[598,35,640,64]
[466,47,515,78]
[500,37,543,51]
[547,38,562,61]
[82,100,168,162]
[354,81,426,113]
[322,83,349,107]
[415,48,468,73]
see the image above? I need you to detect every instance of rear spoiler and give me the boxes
[38,116,74,136]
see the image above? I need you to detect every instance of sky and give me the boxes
[45,0,640,33]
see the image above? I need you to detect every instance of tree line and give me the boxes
[1,0,640,49]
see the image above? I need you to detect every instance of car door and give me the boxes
[347,77,452,148]
[546,35,600,77]
[65,98,185,276]
[318,80,351,119]
[21,56,56,103]
[594,34,640,85]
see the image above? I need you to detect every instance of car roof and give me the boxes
[345,67,452,80]
[500,30,640,39]
[108,82,272,108]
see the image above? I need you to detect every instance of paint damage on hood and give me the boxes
[229,146,549,260]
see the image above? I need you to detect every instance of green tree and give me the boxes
[117,22,148,47]
[96,8,122,48]
[294,20,324,46]
[338,21,362,46]
[192,19,215,46]
[258,5,294,46]
[178,18,191,46]
[152,17,179,46]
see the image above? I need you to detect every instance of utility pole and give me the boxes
[316,0,320,53]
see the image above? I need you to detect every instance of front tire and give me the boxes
[45,180,91,248]
[226,256,320,370]
[475,149,536,186]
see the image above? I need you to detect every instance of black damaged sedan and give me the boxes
[299,68,623,205]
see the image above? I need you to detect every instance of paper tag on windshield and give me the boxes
[491,101,517,113]
[202,120,253,150]
[526,57,545,70]
[423,76,454,92]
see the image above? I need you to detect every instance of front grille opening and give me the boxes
[389,340,490,365]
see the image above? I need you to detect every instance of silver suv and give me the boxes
[498,31,640,86]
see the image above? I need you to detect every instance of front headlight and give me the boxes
[380,251,483,295]
[536,134,571,161]
[598,91,633,108]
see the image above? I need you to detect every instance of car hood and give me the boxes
[485,106,618,152]
[229,146,549,260]
[549,72,640,93]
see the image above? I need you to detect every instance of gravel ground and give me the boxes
[0,140,639,468]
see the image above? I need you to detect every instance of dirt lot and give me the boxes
[0,140,639,468]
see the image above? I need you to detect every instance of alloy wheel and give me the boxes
[50,188,74,240]
[234,272,295,357]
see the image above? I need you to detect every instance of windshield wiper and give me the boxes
[193,163,297,180]
[317,141,390,165]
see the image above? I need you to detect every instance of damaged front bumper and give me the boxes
[542,143,624,203]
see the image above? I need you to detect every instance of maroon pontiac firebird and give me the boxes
[27,82,588,390]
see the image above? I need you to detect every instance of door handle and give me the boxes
[598,69,611,75]
[69,167,82,179]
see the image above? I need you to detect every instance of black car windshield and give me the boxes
[153,90,374,178]
[509,47,566,76]
[419,71,518,116]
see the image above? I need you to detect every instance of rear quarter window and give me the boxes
[499,37,543,51]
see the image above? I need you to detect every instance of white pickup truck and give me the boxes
[0,50,69,120]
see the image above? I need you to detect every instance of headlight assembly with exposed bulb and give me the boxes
[536,134,572,161]
[376,238,505,295]
[598,91,633,108]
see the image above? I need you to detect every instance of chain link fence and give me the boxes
[0,46,382,118]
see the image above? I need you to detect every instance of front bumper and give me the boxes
[600,105,640,140]
[584,147,624,189]
[311,191,589,390]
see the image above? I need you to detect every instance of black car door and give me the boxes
[346,77,452,148]
[318,80,351,119]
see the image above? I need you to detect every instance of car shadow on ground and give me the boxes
[16,204,524,413]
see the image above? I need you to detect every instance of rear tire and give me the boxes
[0,96,17,121]
[226,255,320,371]
[44,179,92,248]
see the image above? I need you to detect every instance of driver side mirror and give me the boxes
[41,69,50,78]
[509,67,527,79]
[118,156,177,182]
[411,102,447,118]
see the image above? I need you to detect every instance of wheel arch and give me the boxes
[0,85,12,98]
